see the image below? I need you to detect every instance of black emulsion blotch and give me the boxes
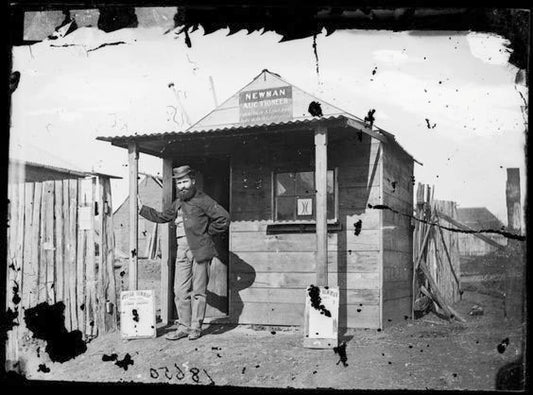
[308,285,331,317]
[24,302,87,363]
[333,341,348,367]
[308,101,323,117]
[497,338,510,354]
[364,109,376,129]
[115,353,134,371]
[132,309,140,323]
[102,353,118,362]
[354,220,362,236]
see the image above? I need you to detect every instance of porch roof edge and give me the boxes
[96,114,420,165]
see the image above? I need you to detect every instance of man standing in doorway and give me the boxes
[138,165,230,340]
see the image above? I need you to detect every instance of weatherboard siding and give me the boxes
[228,132,382,328]
[381,142,414,327]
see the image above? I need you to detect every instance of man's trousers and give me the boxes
[174,236,211,332]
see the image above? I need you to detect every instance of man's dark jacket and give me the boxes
[139,190,230,262]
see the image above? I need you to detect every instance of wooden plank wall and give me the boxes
[381,143,415,327]
[229,130,383,328]
[38,182,47,303]
[68,180,78,332]
[99,177,118,331]
[22,182,35,310]
[457,233,506,257]
[433,200,461,305]
[85,177,97,337]
[6,182,24,368]
[5,177,118,363]
[76,179,87,337]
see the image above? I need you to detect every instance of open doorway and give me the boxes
[184,156,230,319]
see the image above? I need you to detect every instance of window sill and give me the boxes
[266,221,342,234]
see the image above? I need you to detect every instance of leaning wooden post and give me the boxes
[314,126,328,286]
[160,158,174,324]
[128,141,139,291]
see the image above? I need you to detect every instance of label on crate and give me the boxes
[307,286,339,339]
[120,290,156,339]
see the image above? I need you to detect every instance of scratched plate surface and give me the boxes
[120,290,156,339]
[306,286,339,340]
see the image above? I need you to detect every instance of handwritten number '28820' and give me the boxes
[149,365,214,384]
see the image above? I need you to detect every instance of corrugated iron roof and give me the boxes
[97,114,364,141]
[377,128,422,165]
[9,158,122,179]
[10,139,87,172]
[97,114,420,163]
[97,70,419,163]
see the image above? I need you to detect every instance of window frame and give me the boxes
[271,166,339,224]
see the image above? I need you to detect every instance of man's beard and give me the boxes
[177,185,197,201]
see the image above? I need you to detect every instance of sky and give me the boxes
[9,18,527,227]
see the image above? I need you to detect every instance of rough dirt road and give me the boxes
[13,289,523,390]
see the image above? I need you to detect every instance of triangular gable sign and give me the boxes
[188,69,350,132]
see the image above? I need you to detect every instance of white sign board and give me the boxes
[78,206,92,230]
[303,286,339,348]
[239,86,293,124]
[297,198,313,216]
[120,290,156,339]
[80,178,93,204]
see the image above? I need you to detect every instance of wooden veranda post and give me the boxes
[304,125,338,349]
[314,126,328,286]
[128,141,139,290]
[161,158,175,324]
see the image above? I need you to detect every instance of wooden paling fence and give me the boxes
[412,183,464,322]
[431,200,462,305]
[6,176,118,367]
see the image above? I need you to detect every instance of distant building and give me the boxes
[457,207,507,256]
[113,174,162,259]
[458,207,505,230]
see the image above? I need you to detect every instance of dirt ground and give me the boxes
[11,260,525,390]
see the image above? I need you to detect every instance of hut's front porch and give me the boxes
[99,116,387,329]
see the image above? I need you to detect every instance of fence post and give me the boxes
[160,158,174,324]
[128,142,139,291]
[314,125,328,286]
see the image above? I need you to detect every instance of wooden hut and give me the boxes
[98,69,418,329]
